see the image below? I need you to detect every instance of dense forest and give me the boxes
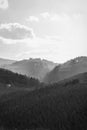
[0,72,87,129]
[0,68,40,88]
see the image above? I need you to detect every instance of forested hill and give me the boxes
[0,72,87,129]
[0,68,40,88]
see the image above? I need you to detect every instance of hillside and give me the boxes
[0,72,87,129]
[44,56,87,83]
[0,58,15,67]
[0,68,40,89]
[3,58,57,81]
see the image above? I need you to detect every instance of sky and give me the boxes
[0,0,87,63]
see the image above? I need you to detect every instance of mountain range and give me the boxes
[1,56,87,84]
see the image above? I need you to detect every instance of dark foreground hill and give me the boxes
[0,73,87,129]
[0,68,40,89]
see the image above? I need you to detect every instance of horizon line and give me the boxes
[0,55,87,64]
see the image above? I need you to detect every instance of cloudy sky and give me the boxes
[0,0,87,63]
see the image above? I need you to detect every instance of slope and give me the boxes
[44,56,87,83]
[0,58,15,67]
[3,58,57,81]
[0,72,87,130]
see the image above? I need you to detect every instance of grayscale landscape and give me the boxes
[0,0,87,130]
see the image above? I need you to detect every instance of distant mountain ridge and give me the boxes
[0,58,15,66]
[44,56,87,83]
[2,58,57,81]
[1,56,87,83]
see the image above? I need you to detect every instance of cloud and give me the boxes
[41,12,82,23]
[41,12,50,19]
[0,0,8,10]
[0,33,64,62]
[40,12,71,22]
[0,36,31,44]
[0,23,35,41]
[50,14,70,22]
[27,16,39,22]
[26,12,80,24]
